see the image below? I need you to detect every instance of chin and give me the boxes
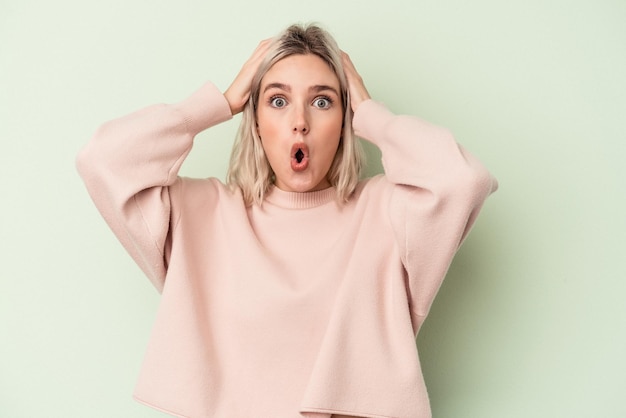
[276,175,329,193]
[283,183,317,193]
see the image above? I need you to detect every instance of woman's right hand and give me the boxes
[224,39,273,115]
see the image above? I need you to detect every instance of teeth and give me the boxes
[295,148,304,163]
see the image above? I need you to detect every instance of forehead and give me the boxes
[261,54,340,90]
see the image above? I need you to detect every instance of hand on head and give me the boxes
[341,51,371,113]
[224,38,371,117]
[224,39,273,115]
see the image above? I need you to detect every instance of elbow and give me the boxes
[454,142,497,199]
[455,161,497,208]
[435,132,497,201]
[434,145,497,208]
[75,135,104,184]
[75,124,118,196]
[75,122,112,182]
[75,142,92,180]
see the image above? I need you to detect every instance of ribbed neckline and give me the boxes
[264,186,336,209]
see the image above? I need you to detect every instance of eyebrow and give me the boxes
[263,83,340,97]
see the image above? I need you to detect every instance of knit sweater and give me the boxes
[76,81,497,418]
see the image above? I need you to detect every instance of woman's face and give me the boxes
[257,53,343,193]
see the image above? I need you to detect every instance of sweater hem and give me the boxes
[133,395,189,418]
[301,406,398,418]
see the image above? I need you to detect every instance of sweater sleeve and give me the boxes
[76,82,232,292]
[353,100,498,330]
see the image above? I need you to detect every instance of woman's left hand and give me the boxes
[342,51,371,113]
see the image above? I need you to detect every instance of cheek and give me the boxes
[318,121,343,162]
[256,115,281,162]
[323,114,344,143]
[256,111,279,141]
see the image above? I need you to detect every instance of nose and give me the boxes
[292,105,309,134]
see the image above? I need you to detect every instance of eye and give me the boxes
[313,97,332,109]
[269,96,287,108]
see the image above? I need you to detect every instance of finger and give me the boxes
[340,51,370,111]
[224,38,274,114]
[341,51,358,76]
[239,39,273,82]
[341,53,363,91]
[249,38,273,64]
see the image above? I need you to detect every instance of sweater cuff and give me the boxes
[352,99,395,146]
[175,82,233,136]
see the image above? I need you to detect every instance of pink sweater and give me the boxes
[77,82,497,418]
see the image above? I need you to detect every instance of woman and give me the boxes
[77,24,497,418]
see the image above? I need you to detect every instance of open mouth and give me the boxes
[291,143,309,172]
[295,148,304,163]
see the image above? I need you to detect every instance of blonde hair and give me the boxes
[226,23,365,206]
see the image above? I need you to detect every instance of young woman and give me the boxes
[77,24,497,418]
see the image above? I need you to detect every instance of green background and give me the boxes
[1,0,624,416]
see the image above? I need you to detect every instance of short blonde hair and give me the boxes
[227,23,365,206]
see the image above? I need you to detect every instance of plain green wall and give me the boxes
[1,0,624,416]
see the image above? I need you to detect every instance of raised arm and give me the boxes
[344,52,497,328]
[76,83,232,291]
[77,39,275,291]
